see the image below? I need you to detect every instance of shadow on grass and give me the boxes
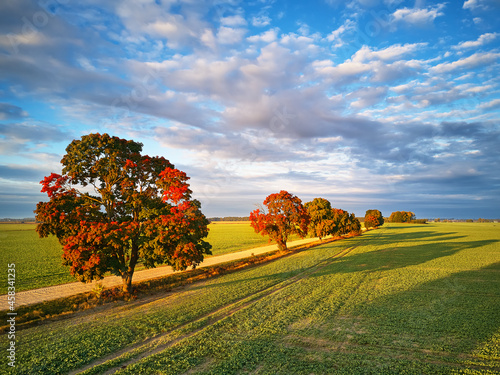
[187,227,495,293]
[362,228,465,246]
[347,261,500,367]
[311,238,498,276]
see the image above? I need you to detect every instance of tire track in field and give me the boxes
[74,242,362,375]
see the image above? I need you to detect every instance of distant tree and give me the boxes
[35,133,211,293]
[305,198,362,239]
[345,212,362,235]
[389,211,416,223]
[364,209,384,228]
[249,190,309,251]
[304,198,336,240]
[389,211,403,223]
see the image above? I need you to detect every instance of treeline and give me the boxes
[388,211,427,224]
[0,218,37,223]
[209,217,250,222]
[249,191,385,252]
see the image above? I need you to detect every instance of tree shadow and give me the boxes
[345,261,500,367]
[188,230,494,293]
[309,237,498,279]
[363,229,465,246]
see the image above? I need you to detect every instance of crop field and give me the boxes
[3,222,499,374]
[204,221,270,256]
[0,224,75,294]
[0,222,269,294]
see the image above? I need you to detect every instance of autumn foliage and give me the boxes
[389,211,416,223]
[249,190,309,251]
[35,133,211,292]
[305,198,361,239]
[364,209,384,229]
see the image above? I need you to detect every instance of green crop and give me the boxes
[1,223,499,374]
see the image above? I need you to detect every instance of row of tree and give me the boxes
[249,191,383,252]
[388,211,415,223]
[35,133,386,293]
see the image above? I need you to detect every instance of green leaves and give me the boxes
[305,198,361,239]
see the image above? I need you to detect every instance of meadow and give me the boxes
[2,222,499,374]
[0,222,270,294]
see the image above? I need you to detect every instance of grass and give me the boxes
[0,224,75,294]
[0,222,270,294]
[203,221,270,256]
[2,223,499,374]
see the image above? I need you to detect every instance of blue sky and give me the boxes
[0,0,499,219]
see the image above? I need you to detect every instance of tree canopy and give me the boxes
[364,209,384,229]
[389,211,416,223]
[305,198,361,239]
[35,133,211,292]
[249,190,309,251]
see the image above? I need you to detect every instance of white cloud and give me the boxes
[221,15,247,27]
[247,28,279,43]
[463,0,494,10]
[452,32,499,49]
[201,28,217,50]
[252,15,271,27]
[391,4,445,26]
[478,98,500,110]
[327,19,356,48]
[352,43,427,62]
[115,1,209,49]
[430,52,500,73]
[217,26,247,44]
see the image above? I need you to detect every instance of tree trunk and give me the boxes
[122,273,133,293]
[122,242,139,293]
[277,239,287,252]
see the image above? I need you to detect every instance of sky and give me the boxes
[0,0,499,220]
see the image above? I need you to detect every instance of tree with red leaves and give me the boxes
[249,190,309,251]
[35,133,211,293]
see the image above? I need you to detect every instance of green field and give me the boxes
[3,223,499,374]
[0,222,270,294]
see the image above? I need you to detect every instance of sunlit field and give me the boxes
[5,223,499,374]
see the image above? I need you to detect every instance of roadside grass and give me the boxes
[2,223,499,374]
[0,222,272,294]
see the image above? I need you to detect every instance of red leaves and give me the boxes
[40,173,70,198]
[124,159,137,169]
[160,167,190,204]
[250,191,309,251]
[364,214,379,229]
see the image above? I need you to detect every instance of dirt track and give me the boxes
[0,237,322,308]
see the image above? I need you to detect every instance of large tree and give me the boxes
[35,133,211,292]
[249,190,309,251]
[364,209,384,229]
